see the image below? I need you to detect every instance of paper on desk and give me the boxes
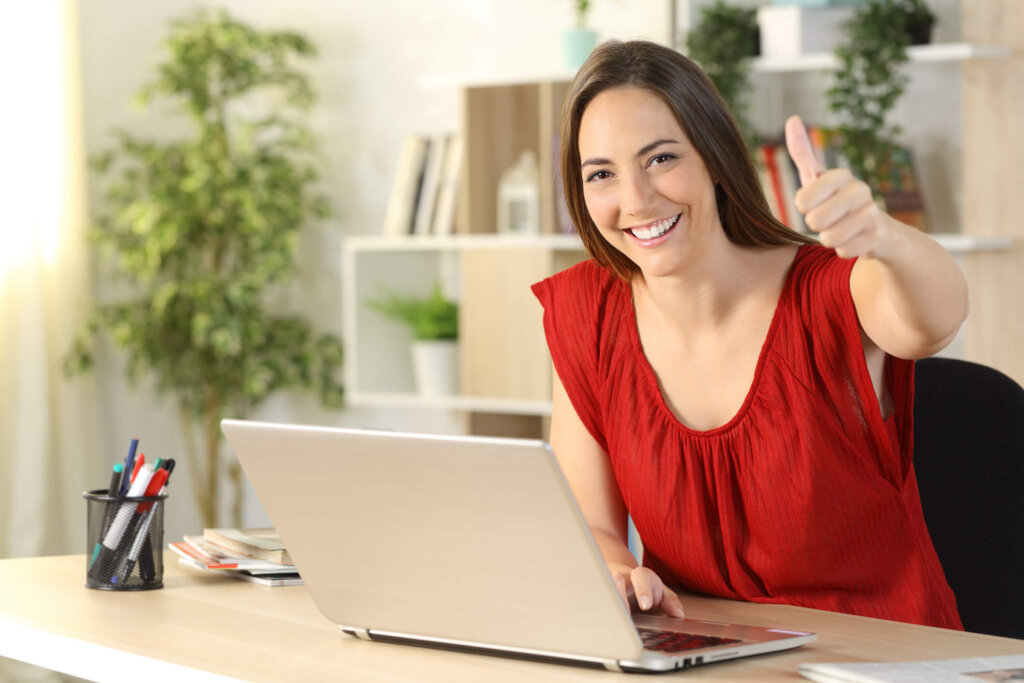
[799,655,1024,683]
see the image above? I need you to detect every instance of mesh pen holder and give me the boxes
[84,488,167,591]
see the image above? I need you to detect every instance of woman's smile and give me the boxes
[623,213,681,245]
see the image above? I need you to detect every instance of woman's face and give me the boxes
[577,86,721,278]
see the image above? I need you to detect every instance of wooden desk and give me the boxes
[1,554,1021,682]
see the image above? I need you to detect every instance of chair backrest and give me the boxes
[912,357,1024,639]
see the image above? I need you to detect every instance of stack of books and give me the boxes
[382,133,463,237]
[169,527,301,587]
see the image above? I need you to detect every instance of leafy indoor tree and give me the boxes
[66,9,344,527]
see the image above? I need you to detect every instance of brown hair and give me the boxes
[560,40,814,280]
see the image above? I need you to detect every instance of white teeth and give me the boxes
[629,214,678,240]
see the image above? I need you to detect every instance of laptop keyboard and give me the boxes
[638,628,741,653]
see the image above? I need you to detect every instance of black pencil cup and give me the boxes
[83,488,167,590]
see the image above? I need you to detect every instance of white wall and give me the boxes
[76,0,671,538]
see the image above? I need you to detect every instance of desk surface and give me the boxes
[1,553,1021,682]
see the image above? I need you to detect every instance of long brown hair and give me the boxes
[561,40,814,280]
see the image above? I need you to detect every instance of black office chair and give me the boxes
[912,357,1024,639]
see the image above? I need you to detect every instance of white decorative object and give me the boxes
[757,5,853,60]
[411,340,459,396]
[497,150,541,235]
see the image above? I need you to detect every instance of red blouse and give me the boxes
[532,245,962,629]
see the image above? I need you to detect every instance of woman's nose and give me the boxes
[620,172,655,218]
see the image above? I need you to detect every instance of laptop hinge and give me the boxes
[347,627,373,641]
[603,660,623,673]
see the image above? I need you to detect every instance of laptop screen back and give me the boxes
[222,420,643,660]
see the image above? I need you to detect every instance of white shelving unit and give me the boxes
[752,42,1010,73]
[342,234,585,416]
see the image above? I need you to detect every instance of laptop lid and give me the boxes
[222,419,642,661]
[221,419,814,672]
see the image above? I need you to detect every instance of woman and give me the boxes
[532,40,967,629]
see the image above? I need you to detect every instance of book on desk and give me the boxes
[169,527,301,587]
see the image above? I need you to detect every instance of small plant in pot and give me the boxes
[367,284,459,396]
[562,0,599,69]
[827,0,936,195]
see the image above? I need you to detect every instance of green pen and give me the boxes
[90,463,124,567]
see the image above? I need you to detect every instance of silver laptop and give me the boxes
[221,419,815,673]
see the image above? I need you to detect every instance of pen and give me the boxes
[113,468,169,584]
[119,438,139,495]
[90,463,125,568]
[137,458,176,582]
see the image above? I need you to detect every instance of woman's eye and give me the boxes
[585,169,611,183]
[650,153,675,166]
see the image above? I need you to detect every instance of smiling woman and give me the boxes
[559,41,813,282]
[532,39,969,631]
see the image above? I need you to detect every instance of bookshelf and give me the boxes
[343,234,585,419]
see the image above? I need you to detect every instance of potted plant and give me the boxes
[367,284,459,396]
[65,9,344,528]
[826,0,936,194]
[684,1,761,148]
[562,0,599,69]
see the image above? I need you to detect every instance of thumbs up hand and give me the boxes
[785,115,894,261]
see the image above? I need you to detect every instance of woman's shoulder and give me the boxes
[786,243,856,300]
[532,258,620,306]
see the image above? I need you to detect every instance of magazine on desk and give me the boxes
[169,529,301,587]
[799,655,1024,683]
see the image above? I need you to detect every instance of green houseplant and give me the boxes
[685,1,760,147]
[826,0,936,193]
[367,284,459,395]
[65,9,344,527]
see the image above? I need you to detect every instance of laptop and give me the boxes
[221,419,815,673]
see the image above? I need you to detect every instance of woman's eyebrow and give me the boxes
[580,138,680,169]
[636,138,678,157]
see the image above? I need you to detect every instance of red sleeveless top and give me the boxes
[532,245,962,629]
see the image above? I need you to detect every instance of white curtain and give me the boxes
[0,0,102,560]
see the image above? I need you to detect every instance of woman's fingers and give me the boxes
[660,587,686,618]
[611,566,686,617]
[627,567,685,617]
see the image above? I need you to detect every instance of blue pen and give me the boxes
[119,438,139,496]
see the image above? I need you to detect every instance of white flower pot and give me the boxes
[411,340,459,396]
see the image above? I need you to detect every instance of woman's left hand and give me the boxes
[784,115,895,262]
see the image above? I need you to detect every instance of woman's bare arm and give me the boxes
[550,367,684,617]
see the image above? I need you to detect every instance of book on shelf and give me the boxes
[382,134,430,237]
[756,140,808,234]
[413,134,450,236]
[431,134,463,236]
[800,125,930,232]
[202,527,293,565]
[874,145,929,232]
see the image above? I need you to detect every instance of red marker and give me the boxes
[130,453,145,483]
